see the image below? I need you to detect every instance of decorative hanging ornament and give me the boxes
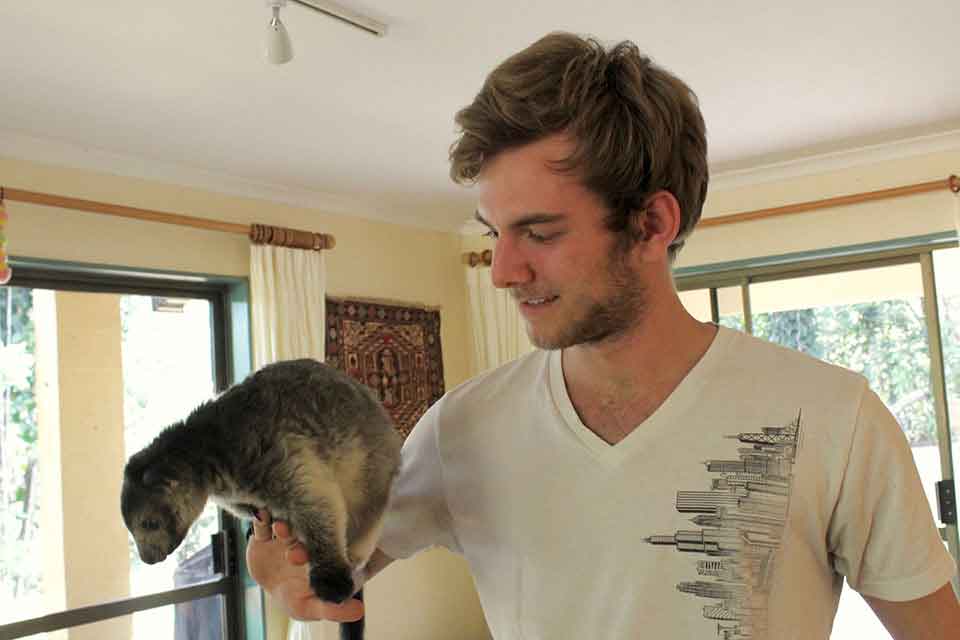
[0,193,11,285]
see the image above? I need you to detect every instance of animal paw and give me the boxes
[308,564,355,604]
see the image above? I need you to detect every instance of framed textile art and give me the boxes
[325,297,444,440]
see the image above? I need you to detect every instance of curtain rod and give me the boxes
[462,174,960,267]
[0,187,336,251]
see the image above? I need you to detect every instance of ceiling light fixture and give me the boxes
[265,0,386,65]
[266,0,293,64]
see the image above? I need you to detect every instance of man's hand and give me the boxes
[245,510,364,622]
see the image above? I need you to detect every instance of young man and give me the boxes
[248,32,959,638]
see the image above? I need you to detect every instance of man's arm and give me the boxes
[864,582,960,640]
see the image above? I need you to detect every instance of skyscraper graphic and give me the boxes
[645,412,802,640]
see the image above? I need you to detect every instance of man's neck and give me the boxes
[560,296,718,444]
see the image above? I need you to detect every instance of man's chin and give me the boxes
[526,326,574,351]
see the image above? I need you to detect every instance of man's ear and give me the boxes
[629,191,682,261]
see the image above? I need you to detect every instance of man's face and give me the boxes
[475,135,646,350]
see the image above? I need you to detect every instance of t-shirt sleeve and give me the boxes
[376,397,461,560]
[827,388,957,601]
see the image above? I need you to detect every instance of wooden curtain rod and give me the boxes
[461,174,960,267]
[461,249,492,268]
[698,174,958,230]
[0,187,336,251]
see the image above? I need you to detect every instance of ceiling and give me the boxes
[1,1,958,232]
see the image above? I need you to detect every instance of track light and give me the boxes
[266,0,293,64]
[263,0,387,65]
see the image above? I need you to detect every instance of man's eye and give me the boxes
[526,229,557,242]
[482,229,499,240]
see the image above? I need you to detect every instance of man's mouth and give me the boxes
[519,295,559,307]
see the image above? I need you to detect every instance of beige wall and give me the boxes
[678,150,960,269]
[1,154,490,640]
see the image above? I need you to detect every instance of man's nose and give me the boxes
[490,237,533,289]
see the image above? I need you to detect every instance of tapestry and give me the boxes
[325,297,444,440]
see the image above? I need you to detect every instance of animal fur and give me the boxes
[120,358,402,605]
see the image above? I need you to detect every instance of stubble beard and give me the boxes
[525,248,646,351]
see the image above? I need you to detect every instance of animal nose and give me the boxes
[140,546,166,564]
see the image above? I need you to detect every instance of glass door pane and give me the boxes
[716,286,745,331]
[0,286,223,637]
[749,262,954,639]
[122,294,222,637]
[0,285,39,622]
[934,248,959,537]
[678,286,745,329]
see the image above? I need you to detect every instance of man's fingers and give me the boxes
[273,520,293,541]
[251,509,273,541]
[285,545,310,566]
[268,520,308,565]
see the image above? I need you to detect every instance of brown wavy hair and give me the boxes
[450,32,708,260]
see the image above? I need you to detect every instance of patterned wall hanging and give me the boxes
[325,297,444,440]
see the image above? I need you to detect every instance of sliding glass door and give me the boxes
[678,245,959,640]
[0,267,253,640]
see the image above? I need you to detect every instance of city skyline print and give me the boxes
[645,411,803,640]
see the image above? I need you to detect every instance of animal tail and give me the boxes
[307,553,356,604]
[339,589,364,640]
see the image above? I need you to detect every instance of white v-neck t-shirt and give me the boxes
[378,327,956,639]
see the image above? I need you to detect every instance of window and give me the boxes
[0,265,258,640]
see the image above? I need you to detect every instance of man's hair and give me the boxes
[449,32,708,260]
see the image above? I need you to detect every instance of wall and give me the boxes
[1,154,490,640]
[679,150,960,269]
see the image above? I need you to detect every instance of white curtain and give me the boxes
[250,244,327,368]
[465,265,534,374]
[249,244,329,640]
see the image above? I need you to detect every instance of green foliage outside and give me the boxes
[0,286,39,601]
[753,295,960,447]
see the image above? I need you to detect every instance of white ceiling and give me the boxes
[1,1,958,232]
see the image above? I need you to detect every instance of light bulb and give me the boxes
[266,5,293,64]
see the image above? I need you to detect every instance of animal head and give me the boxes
[121,452,207,564]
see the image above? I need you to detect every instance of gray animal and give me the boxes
[120,358,402,604]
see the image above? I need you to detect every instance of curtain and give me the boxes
[250,244,326,368]
[249,243,327,640]
[464,265,534,374]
